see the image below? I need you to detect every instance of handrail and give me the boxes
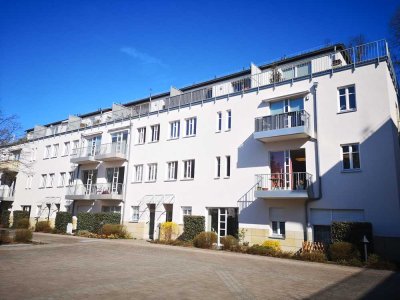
[255,173,312,191]
[255,110,309,132]
[66,183,124,196]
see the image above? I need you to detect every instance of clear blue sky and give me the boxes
[0,0,398,134]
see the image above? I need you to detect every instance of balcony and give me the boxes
[94,142,128,162]
[65,183,124,201]
[254,110,311,143]
[254,173,312,199]
[70,147,99,164]
[0,161,20,173]
[0,187,15,201]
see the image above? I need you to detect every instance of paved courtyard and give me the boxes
[0,233,399,299]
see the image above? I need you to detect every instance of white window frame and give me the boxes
[170,120,180,139]
[52,144,59,158]
[166,161,178,181]
[216,112,222,132]
[67,171,75,186]
[225,155,231,178]
[341,143,361,171]
[58,172,66,187]
[183,159,195,180]
[31,147,37,161]
[72,140,80,155]
[63,142,70,156]
[25,175,33,189]
[226,110,232,130]
[137,127,146,144]
[44,145,51,159]
[185,117,197,137]
[133,165,143,182]
[150,124,160,142]
[48,173,55,188]
[338,85,357,113]
[271,221,286,237]
[147,163,158,182]
[215,156,221,178]
[181,206,192,223]
[131,206,140,222]
[40,174,47,188]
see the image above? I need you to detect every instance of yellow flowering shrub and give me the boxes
[160,222,179,241]
[262,240,281,251]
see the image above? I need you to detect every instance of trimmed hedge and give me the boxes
[55,211,72,233]
[0,210,10,228]
[77,212,120,233]
[331,222,373,253]
[180,215,205,241]
[13,211,30,228]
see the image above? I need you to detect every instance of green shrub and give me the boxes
[221,235,238,250]
[331,222,373,253]
[76,230,97,238]
[181,216,205,241]
[0,210,10,228]
[262,240,281,251]
[35,221,52,233]
[297,251,327,263]
[366,254,397,270]
[13,211,30,228]
[16,218,30,229]
[77,212,120,233]
[193,231,217,249]
[247,244,277,256]
[0,230,12,244]
[14,229,32,243]
[55,211,72,233]
[101,224,131,239]
[329,242,360,261]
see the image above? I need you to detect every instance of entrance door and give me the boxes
[148,204,155,240]
[208,208,238,245]
[106,167,125,194]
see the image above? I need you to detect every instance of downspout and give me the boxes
[305,81,323,241]
[120,119,133,225]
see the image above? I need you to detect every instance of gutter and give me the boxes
[120,119,133,225]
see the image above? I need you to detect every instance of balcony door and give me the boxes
[270,98,304,129]
[82,170,97,194]
[111,131,128,154]
[86,136,101,156]
[106,167,125,194]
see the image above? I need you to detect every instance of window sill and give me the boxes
[129,221,139,223]
[183,135,196,139]
[223,176,230,179]
[167,137,179,141]
[341,169,361,173]
[135,143,146,146]
[269,235,285,240]
[145,180,157,183]
[214,177,220,180]
[148,140,159,144]
[57,186,64,188]
[61,154,69,157]
[215,130,221,134]
[43,158,49,160]
[337,109,357,114]
[225,129,231,132]
[131,181,143,184]
[181,178,194,181]
[165,179,177,182]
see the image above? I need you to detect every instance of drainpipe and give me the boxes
[304,82,323,241]
[120,119,133,225]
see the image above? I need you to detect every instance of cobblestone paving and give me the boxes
[0,233,399,299]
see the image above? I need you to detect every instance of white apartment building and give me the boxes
[1,39,399,254]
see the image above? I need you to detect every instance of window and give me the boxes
[342,144,361,171]
[58,172,66,187]
[338,86,356,112]
[232,78,251,92]
[25,176,33,189]
[63,142,70,156]
[48,173,55,188]
[170,121,180,139]
[134,165,143,182]
[101,206,121,213]
[68,171,75,186]
[216,112,222,132]
[147,163,158,182]
[183,159,195,179]
[36,205,42,217]
[31,148,37,161]
[137,127,146,144]
[44,145,51,159]
[226,110,232,130]
[131,206,140,222]
[22,205,31,216]
[40,174,47,188]
[150,124,160,142]
[52,144,59,158]
[166,161,178,180]
[185,117,197,136]
[72,140,79,155]
[182,206,192,222]
[225,155,231,177]
[272,221,285,236]
[215,156,221,178]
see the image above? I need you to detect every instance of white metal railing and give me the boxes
[70,145,99,158]
[0,187,15,198]
[94,142,127,157]
[255,110,310,132]
[27,40,394,141]
[255,173,312,191]
[66,183,124,196]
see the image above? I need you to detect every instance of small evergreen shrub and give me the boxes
[181,216,205,241]
[247,244,277,256]
[193,231,217,249]
[14,229,32,243]
[329,242,360,261]
[77,212,120,233]
[101,224,131,239]
[262,240,281,251]
[160,222,179,241]
[0,230,12,244]
[55,211,72,233]
[13,211,30,228]
[297,251,327,263]
[331,222,373,253]
[35,221,52,233]
[16,218,30,229]
[0,210,10,228]
[221,235,238,250]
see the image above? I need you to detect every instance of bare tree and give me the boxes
[0,111,21,148]
[389,6,400,78]
[348,34,367,62]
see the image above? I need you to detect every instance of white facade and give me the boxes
[1,40,400,251]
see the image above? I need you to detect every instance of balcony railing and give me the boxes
[255,173,312,191]
[255,110,310,132]
[71,146,99,158]
[95,142,127,156]
[0,187,15,199]
[66,183,124,198]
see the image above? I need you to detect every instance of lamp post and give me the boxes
[362,235,369,262]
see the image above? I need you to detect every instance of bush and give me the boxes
[331,222,373,254]
[14,229,32,243]
[366,254,397,270]
[0,230,12,244]
[262,240,281,251]
[16,218,30,229]
[0,210,10,228]
[297,251,327,263]
[180,216,205,241]
[35,221,52,233]
[77,212,120,233]
[221,235,238,250]
[13,211,30,228]
[193,231,217,249]
[101,224,131,239]
[76,230,97,238]
[329,242,360,261]
[247,244,277,256]
[55,211,72,233]
[160,222,179,241]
